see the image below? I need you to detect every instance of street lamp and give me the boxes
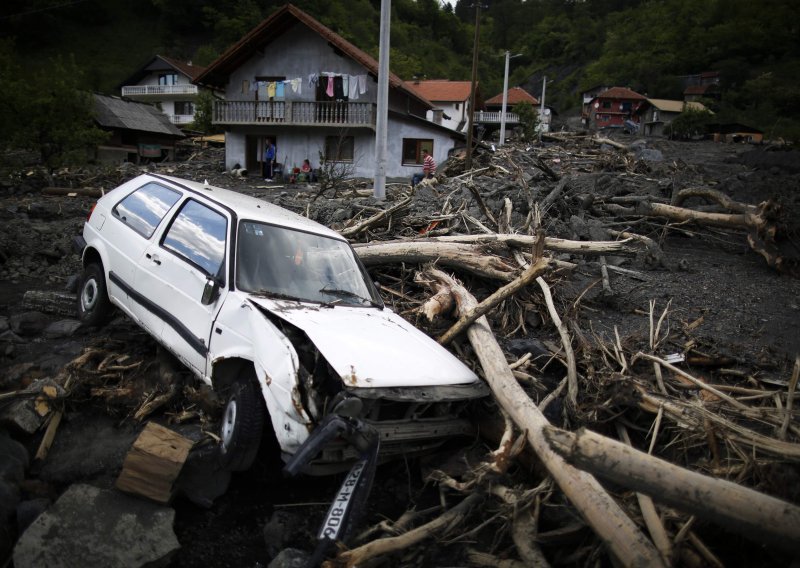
[499,51,523,147]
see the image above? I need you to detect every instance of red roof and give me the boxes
[404,80,473,102]
[195,4,434,109]
[485,87,538,106]
[595,86,646,101]
[684,84,718,95]
[160,56,207,81]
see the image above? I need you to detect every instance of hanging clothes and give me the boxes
[267,82,277,98]
[348,75,359,100]
[334,76,344,99]
[358,74,367,95]
[326,76,334,97]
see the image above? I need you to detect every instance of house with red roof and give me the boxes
[484,86,539,110]
[404,80,478,133]
[587,86,647,130]
[119,55,215,126]
[194,4,461,179]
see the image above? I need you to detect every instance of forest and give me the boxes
[1,0,799,143]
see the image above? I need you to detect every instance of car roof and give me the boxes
[148,174,344,240]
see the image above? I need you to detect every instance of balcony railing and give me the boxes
[122,84,199,97]
[170,114,195,125]
[473,111,520,124]
[213,100,376,128]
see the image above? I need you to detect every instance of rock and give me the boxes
[16,498,50,533]
[0,456,24,485]
[263,510,305,559]
[0,478,21,522]
[0,330,26,344]
[43,319,82,339]
[13,484,180,568]
[0,430,30,469]
[268,548,311,568]
[37,413,138,486]
[635,148,664,162]
[9,312,50,336]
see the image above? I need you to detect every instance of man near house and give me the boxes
[263,138,276,181]
[411,149,436,188]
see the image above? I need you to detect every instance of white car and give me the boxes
[76,174,487,472]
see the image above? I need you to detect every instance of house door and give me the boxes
[247,136,278,177]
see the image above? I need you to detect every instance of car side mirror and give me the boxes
[201,277,220,305]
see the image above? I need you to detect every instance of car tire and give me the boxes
[77,262,113,326]
[219,375,266,471]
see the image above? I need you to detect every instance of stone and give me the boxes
[43,319,82,339]
[13,484,180,568]
[9,312,50,336]
[268,548,311,568]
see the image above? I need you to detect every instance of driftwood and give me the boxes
[355,241,517,281]
[544,425,800,553]
[339,195,412,237]
[421,267,664,568]
[43,186,104,198]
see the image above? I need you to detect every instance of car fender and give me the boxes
[244,304,313,453]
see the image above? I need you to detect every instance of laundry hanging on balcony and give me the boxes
[307,72,369,100]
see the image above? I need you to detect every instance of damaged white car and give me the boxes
[76,173,488,473]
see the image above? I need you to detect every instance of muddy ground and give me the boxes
[1,135,799,567]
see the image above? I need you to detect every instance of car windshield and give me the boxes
[236,221,381,307]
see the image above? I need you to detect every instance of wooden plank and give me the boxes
[116,422,193,504]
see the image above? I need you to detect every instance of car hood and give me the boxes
[249,297,479,388]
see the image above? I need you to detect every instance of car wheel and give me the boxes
[219,375,266,471]
[77,262,113,326]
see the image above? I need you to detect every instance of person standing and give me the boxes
[263,138,276,181]
[411,148,436,188]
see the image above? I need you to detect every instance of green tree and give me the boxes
[2,49,108,168]
[515,101,539,140]
[665,106,714,140]
[191,90,222,134]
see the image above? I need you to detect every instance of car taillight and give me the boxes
[87,203,96,221]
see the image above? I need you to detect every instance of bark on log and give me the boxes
[422,268,664,568]
[43,187,104,198]
[340,195,412,237]
[355,241,517,281]
[22,290,78,317]
[355,234,647,257]
[544,425,800,553]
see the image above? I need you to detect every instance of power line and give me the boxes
[1,0,92,20]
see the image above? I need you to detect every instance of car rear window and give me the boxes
[162,199,228,277]
[112,182,181,238]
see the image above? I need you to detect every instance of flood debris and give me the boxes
[1,133,799,567]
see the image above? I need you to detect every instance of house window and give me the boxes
[402,139,433,165]
[159,73,178,86]
[325,136,354,162]
[455,103,460,110]
[601,101,612,109]
[174,101,194,116]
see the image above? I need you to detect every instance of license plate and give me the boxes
[318,459,367,541]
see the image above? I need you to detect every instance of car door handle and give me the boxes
[146,253,161,265]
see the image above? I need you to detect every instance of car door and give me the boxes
[133,197,231,377]
[101,181,183,324]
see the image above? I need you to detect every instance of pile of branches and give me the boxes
[306,136,800,567]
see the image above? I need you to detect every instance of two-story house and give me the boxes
[404,80,478,132]
[194,4,461,179]
[587,86,647,130]
[119,55,212,126]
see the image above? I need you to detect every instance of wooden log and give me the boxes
[543,425,800,553]
[340,195,412,238]
[43,186,104,198]
[354,241,517,281]
[422,268,664,568]
[116,421,193,504]
[22,290,78,318]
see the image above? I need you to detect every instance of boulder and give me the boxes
[13,484,180,568]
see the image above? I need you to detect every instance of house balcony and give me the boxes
[473,110,520,125]
[121,84,199,97]
[213,100,376,129]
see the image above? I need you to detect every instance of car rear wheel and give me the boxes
[77,262,112,326]
[219,375,266,471]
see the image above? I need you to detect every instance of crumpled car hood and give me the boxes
[249,297,479,388]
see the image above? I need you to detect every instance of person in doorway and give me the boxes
[263,139,276,181]
[411,149,436,188]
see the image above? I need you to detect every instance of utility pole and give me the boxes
[373,0,390,199]
[539,75,547,143]
[465,3,482,170]
[499,51,522,147]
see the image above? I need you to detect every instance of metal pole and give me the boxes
[539,75,547,143]
[499,50,510,147]
[373,0,391,200]
[465,3,481,170]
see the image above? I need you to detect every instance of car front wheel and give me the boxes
[77,262,112,326]
[219,375,266,471]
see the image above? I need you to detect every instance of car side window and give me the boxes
[162,199,228,279]
[112,182,181,238]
